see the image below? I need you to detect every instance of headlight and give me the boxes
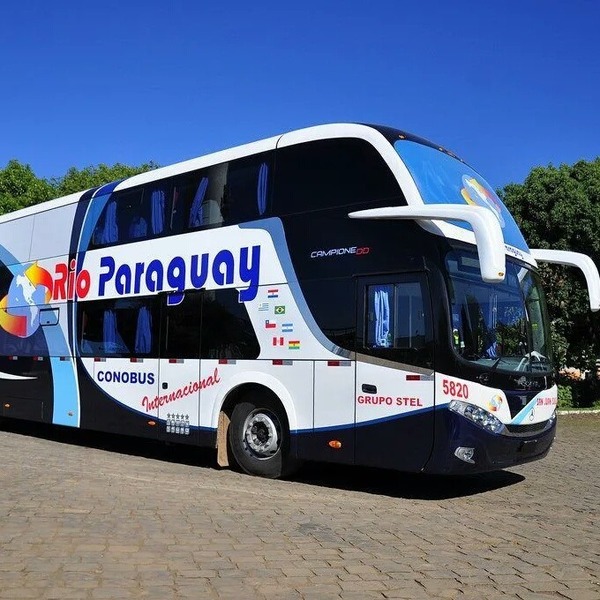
[449,399,505,434]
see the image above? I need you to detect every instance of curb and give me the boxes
[557,409,600,415]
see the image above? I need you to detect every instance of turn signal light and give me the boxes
[328,440,342,449]
[147,421,156,427]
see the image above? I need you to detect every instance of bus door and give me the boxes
[355,274,435,470]
[157,290,203,445]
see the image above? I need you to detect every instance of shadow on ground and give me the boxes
[0,419,524,500]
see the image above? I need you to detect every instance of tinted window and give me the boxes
[88,152,273,250]
[201,289,259,359]
[78,297,159,357]
[357,275,433,368]
[222,153,272,223]
[273,138,401,215]
[300,278,355,351]
[161,291,202,359]
[365,282,427,350]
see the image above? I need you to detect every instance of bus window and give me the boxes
[78,297,159,357]
[168,175,199,233]
[299,277,356,351]
[185,152,272,231]
[366,282,427,350]
[273,138,401,215]
[161,291,202,359]
[360,276,433,368]
[221,153,273,225]
[201,289,259,359]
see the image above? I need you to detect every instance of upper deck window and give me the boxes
[273,138,401,215]
[88,152,273,250]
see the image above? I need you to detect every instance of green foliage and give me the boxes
[0,160,55,211]
[563,378,600,409]
[557,384,573,409]
[499,158,600,371]
[53,162,159,196]
[0,160,158,217]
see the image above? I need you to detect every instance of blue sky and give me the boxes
[1,1,598,189]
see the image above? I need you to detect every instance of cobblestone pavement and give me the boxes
[0,414,598,600]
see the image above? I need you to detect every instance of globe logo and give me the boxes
[461,175,505,227]
[0,263,53,338]
[488,395,503,412]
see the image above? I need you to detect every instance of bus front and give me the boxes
[430,247,557,473]
[351,131,599,474]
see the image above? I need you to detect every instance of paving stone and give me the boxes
[0,414,598,599]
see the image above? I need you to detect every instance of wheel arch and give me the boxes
[211,372,298,433]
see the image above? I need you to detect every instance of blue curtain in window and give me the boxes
[128,216,147,239]
[135,306,152,354]
[95,200,118,244]
[151,189,165,234]
[374,287,391,348]
[103,309,118,354]
[188,177,209,228]
[257,163,268,216]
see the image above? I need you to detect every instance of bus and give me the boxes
[0,123,598,478]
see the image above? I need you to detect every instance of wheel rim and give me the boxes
[242,409,281,459]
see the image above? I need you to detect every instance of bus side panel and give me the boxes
[354,411,436,472]
[295,360,355,465]
[76,359,160,440]
[75,358,217,446]
[0,357,53,423]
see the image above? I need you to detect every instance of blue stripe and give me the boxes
[49,356,79,426]
[510,395,539,424]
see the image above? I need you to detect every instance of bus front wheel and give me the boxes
[228,395,295,478]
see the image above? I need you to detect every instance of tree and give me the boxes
[0,160,159,217]
[53,162,159,196]
[499,158,600,370]
[0,160,55,213]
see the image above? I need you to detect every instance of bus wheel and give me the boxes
[228,396,295,478]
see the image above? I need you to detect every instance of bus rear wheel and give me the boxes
[228,395,295,478]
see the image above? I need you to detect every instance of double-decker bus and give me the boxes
[1,123,598,478]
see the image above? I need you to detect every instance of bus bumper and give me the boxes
[423,409,557,474]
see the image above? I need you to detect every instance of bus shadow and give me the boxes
[2,420,524,499]
[0,420,216,468]
[293,462,525,500]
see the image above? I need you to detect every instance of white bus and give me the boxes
[1,123,598,478]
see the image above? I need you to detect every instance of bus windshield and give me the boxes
[446,250,553,374]
[394,139,529,253]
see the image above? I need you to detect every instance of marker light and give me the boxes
[449,399,505,434]
[328,440,342,449]
[454,447,475,464]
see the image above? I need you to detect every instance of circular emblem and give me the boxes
[0,263,53,338]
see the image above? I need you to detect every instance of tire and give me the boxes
[228,394,297,479]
